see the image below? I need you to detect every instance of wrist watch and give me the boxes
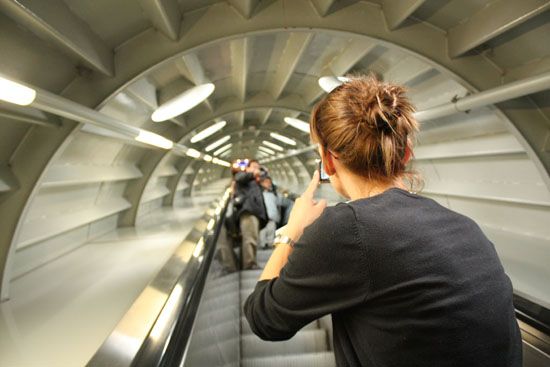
[273,234,295,248]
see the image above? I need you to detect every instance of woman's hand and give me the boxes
[282,171,327,241]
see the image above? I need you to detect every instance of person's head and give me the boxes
[310,75,419,198]
[260,176,273,191]
[246,159,261,174]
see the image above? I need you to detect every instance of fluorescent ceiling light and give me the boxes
[258,146,275,155]
[212,157,230,167]
[186,148,201,158]
[217,160,231,167]
[203,154,212,162]
[213,143,232,156]
[318,76,350,93]
[284,117,310,133]
[219,150,232,158]
[262,140,284,151]
[205,135,230,152]
[0,76,37,106]
[151,83,215,122]
[135,130,174,149]
[190,120,226,143]
[270,132,296,146]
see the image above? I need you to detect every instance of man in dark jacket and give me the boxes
[234,160,268,269]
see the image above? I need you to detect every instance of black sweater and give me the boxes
[244,188,522,366]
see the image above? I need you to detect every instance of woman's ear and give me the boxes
[403,145,412,165]
[324,150,337,176]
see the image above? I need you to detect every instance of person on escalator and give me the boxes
[259,175,280,248]
[234,159,268,270]
[244,76,522,367]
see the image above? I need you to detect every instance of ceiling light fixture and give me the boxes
[212,158,231,167]
[151,83,215,122]
[219,150,232,158]
[213,143,232,156]
[318,76,350,93]
[0,76,37,106]
[205,135,230,151]
[262,140,284,151]
[270,132,296,146]
[258,146,275,155]
[135,130,174,149]
[186,148,201,158]
[190,120,226,143]
[284,117,310,133]
[203,154,212,162]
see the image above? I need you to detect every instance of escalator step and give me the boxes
[188,319,240,350]
[256,251,273,262]
[240,270,263,279]
[242,329,328,358]
[200,292,239,314]
[242,352,336,367]
[195,305,240,328]
[240,277,261,289]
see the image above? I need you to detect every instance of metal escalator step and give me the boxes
[242,352,336,367]
[188,319,239,350]
[240,277,261,290]
[200,292,239,314]
[241,319,319,335]
[206,272,239,288]
[185,337,240,367]
[256,251,273,262]
[240,270,263,279]
[204,282,239,297]
[242,329,328,358]
[195,305,240,329]
[203,279,239,298]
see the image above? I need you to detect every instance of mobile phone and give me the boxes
[317,160,330,183]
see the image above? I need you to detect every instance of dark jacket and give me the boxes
[234,172,268,228]
[245,188,522,367]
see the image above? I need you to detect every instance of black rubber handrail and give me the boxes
[514,294,550,338]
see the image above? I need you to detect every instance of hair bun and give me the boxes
[310,74,419,184]
[375,113,395,134]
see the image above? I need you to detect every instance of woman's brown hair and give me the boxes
[310,75,421,189]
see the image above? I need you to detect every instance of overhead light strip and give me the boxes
[318,76,350,93]
[258,146,275,155]
[136,130,174,149]
[262,140,284,151]
[0,76,36,105]
[151,83,215,122]
[270,132,296,146]
[284,117,310,133]
[213,143,232,156]
[190,120,226,143]
[205,135,231,152]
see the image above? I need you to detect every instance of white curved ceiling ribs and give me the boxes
[0,0,548,307]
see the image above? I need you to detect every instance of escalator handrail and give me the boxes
[133,193,230,367]
[86,190,231,367]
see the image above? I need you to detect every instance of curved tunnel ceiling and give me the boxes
[0,0,549,309]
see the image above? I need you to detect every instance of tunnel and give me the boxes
[0,1,549,366]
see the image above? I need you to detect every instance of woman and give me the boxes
[244,76,522,366]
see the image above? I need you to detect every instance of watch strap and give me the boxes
[273,234,295,248]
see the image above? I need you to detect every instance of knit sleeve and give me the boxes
[243,203,370,341]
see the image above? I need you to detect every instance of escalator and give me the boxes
[184,249,336,367]
[87,193,550,367]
